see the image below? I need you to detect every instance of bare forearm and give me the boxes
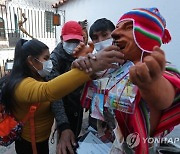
[139,76,175,110]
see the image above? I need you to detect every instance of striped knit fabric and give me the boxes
[118,8,171,53]
[115,63,180,154]
[154,64,180,136]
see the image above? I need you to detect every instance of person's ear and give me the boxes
[27,55,35,66]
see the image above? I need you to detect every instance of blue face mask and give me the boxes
[63,41,80,55]
[94,38,113,52]
[34,59,53,77]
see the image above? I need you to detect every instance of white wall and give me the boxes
[57,0,180,69]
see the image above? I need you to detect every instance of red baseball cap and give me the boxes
[61,21,83,41]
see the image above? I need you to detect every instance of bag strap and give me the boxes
[21,104,39,154]
[29,105,38,154]
[21,104,38,124]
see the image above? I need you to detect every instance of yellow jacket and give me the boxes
[14,69,90,142]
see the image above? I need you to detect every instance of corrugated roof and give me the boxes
[52,0,68,8]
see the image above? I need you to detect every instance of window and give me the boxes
[0,17,6,38]
[14,14,19,33]
[45,11,54,33]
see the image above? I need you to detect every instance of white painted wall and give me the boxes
[57,0,180,69]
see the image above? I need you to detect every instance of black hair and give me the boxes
[1,39,49,112]
[89,18,115,40]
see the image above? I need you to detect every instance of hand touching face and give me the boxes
[111,20,142,63]
[72,45,125,74]
[73,42,94,58]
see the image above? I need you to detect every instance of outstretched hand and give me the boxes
[129,46,176,110]
[129,46,166,89]
[73,41,94,58]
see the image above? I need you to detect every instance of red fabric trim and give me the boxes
[80,81,92,109]
[163,73,180,89]
[130,92,149,154]
[154,103,180,136]
[154,73,180,136]
[115,91,149,153]
[134,107,149,154]
[29,106,38,154]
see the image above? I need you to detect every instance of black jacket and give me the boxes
[47,43,83,137]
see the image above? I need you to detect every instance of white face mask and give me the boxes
[63,41,80,54]
[34,59,53,77]
[94,38,113,52]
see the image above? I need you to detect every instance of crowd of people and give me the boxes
[1,7,179,154]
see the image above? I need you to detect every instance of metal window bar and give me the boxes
[41,10,43,38]
[23,8,27,38]
[37,10,39,38]
[5,5,9,36]
[12,6,16,38]
[0,5,5,38]
[34,9,37,38]
[27,9,31,38]
[0,5,56,47]
[30,9,33,38]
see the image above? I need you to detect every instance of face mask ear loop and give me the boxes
[140,51,144,62]
[32,65,38,72]
[35,58,43,64]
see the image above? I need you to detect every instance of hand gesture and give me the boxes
[72,45,125,74]
[129,46,166,90]
[57,129,76,154]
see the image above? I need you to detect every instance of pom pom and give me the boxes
[162,29,171,44]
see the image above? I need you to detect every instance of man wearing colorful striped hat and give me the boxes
[72,7,180,153]
[111,7,180,153]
